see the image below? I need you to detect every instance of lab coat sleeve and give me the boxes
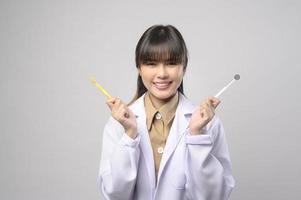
[184,116,235,200]
[97,117,141,200]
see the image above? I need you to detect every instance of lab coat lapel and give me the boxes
[129,94,156,189]
[129,93,195,188]
[157,93,195,183]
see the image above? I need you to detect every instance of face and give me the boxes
[138,60,185,107]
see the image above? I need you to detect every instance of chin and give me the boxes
[152,89,176,100]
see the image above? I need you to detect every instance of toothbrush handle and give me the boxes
[214,79,236,98]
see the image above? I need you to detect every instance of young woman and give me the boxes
[98,25,235,200]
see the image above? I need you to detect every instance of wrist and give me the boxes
[126,128,138,139]
[189,127,205,135]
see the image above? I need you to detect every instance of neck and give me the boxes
[148,92,177,109]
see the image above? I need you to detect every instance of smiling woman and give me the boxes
[98,24,235,200]
[129,25,188,106]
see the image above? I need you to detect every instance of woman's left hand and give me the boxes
[189,97,221,135]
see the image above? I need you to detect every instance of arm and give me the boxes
[98,117,141,200]
[185,116,235,200]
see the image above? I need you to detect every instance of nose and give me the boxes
[156,64,168,79]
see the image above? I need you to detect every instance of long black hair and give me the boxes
[128,25,188,105]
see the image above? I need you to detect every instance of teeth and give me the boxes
[154,82,171,89]
[155,82,169,85]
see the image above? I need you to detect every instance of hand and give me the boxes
[189,97,221,135]
[106,97,138,139]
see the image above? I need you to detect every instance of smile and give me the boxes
[153,81,172,90]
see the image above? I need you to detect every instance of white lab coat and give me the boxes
[98,93,235,200]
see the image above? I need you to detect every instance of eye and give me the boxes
[166,61,178,66]
[145,62,157,66]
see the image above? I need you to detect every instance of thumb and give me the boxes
[106,98,116,110]
[212,99,221,109]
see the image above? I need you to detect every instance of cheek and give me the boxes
[173,72,185,90]
[140,70,154,86]
[172,70,185,83]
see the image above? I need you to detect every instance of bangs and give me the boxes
[139,43,184,64]
[136,26,187,66]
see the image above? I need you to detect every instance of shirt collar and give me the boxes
[144,91,179,131]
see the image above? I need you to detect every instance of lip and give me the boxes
[153,81,172,90]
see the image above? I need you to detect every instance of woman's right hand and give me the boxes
[106,97,138,139]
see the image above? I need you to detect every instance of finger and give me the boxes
[125,107,134,119]
[128,108,136,119]
[212,101,220,109]
[119,104,129,115]
[204,104,214,117]
[203,102,212,110]
[205,99,216,111]
[116,105,124,116]
[106,97,115,103]
[202,110,210,121]
[106,97,117,107]
[124,112,130,118]
[203,98,213,108]
[120,106,130,118]
[200,110,205,118]
[200,106,207,116]
[114,107,126,123]
[114,98,121,106]
[208,102,215,112]
[106,100,116,110]
[200,100,208,108]
[200,101,214,114]
[208,97,221,109]
[119,109,130,122]
[116,106,128,118]
[109,98,124,112]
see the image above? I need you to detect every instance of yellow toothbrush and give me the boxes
[89,77,112,99]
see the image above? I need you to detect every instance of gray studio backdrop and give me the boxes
[1,0,300,199]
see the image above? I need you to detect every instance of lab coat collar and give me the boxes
[129,92,194,118]
[128,92,195,189]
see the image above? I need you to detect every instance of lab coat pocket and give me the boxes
[170,173,186,190]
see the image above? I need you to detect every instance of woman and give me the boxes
[98,24,235,200]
